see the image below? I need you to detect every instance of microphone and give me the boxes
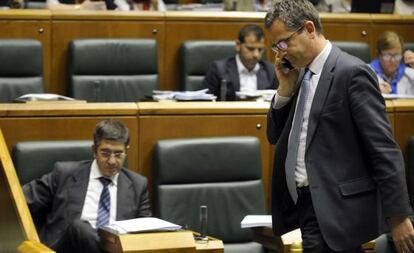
[220,79,228,101]
[199,205,208,239]
[93,80,101,102]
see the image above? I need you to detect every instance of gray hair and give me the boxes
[264,0,323,34]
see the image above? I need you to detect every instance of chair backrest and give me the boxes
[180,40,236,91]
[332,41,371,63]
[12,140,93,185]
[154,136,266,253]
[68,39,159,102]
[405,42,414,53]
[0,39,44,102]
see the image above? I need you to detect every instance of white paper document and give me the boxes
[107,217,182,234]
[240,215,272,228]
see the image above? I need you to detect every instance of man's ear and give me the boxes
[92,145,97,157]
[235,40,241,53]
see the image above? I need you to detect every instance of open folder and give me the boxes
[106,217,182,234]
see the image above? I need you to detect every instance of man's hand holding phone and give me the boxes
[274,52,299,97]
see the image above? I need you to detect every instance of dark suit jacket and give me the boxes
[267,45,412,250]
[23,160,151,247]
[203,56,278,101]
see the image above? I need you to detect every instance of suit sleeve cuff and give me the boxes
[272,90,291,109]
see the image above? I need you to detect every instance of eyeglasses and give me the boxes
[99,150,127,159]
[271,25,305,53]
[380,53,402,62]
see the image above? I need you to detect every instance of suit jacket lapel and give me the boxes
[116,169,133,220]
[66,163,90,219]
[306,46,340,152]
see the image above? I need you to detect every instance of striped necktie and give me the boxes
[285,69,312,203]
[96,177,112,229]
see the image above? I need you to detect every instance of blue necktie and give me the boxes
[285,69,312,203]
[96,177,112,229]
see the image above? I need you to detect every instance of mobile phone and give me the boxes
[281,58,294,71]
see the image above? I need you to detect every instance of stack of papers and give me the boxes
[15,93,75,102]
[240,215,272,228]
[106,217,182,234]
[152,89,216,101]
[236,90,277,102]
[382,94,414,99]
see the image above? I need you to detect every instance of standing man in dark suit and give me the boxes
[203,24,278,101]
[265,0,414,252]
[23,119,151,253]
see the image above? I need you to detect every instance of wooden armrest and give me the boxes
[17,240,55,253]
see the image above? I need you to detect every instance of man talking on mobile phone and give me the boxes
[265,0,414,253]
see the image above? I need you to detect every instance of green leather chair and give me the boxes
[0,39,44,102]
[405,42,414,53]
[68,39,159,102]
[179,40,235,91]
[12,140,93,185]
[332,41,371,63]
[153,136,266,253]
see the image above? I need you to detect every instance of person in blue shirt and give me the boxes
[370,31,414,95]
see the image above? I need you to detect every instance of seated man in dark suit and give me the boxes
[203,24,278,101]
[23,119,151,253]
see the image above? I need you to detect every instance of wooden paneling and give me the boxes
[0,103,140,174]
[392,99,414,158]
[51,11,164,95]
[2,10,414,93]
[0,10,52,93]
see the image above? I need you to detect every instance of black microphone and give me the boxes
[199,205,208,239]
[220,79,228,101]
[93,80,101,102]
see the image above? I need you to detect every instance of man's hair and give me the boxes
[238,24,265,43]
[377,31,404,53]
[93,119,130,147]
[264,0,322,34]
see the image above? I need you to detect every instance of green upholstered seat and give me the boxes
[68,39,159,102]
[0,39,44,102]
[180,40,235,91]
[405,42,414,53]
[12,140,93,185]
[153,136,266,253]
[332,41,371,63]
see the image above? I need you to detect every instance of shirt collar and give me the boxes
[90,159,119,186]
[308,40,332,76]
[236,54,260,75]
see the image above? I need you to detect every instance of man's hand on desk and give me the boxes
[391,216,414,253]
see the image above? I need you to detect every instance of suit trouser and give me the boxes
[53,219,102,253]
[297,186,364,253]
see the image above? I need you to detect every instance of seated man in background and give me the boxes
[47,0,165,11]
[23,119,151,253]
[370,31,414,95]
[203,24,278,101]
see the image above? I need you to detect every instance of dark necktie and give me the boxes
[96,177,112,229]
[285,69,312,203]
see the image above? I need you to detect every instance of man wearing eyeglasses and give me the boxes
[370,31,414,95]
[23,119,151,253]
[265,1,414,253]
[203,24,278,101]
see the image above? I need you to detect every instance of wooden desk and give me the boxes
[0,100,411,213]
[2,10,414,92]
[99,229,223,253]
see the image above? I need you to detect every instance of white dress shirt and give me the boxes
[273,41,332,186]
[80,160,119,229]
[236,54,260,92]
